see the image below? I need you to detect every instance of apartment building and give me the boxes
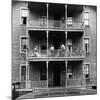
[12,0,97,98]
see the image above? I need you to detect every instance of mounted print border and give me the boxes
[12,0,97,99]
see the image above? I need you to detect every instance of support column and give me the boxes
[26,29,29,59]
[65,32,68,57]
[65,61,68,88]
[47,3,49,28]
[46,31,49,57]
[82,63,86,88]
[65,5,67,29]
[26,61,29,89]
[46,61,49,89]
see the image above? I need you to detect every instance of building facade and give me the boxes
[12,0,97,95]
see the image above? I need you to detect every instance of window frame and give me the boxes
[83,63,90,79]
[39,16,47,26]
[20,7,28,25]
[84,12,89,26]
[67,17,73,26]
[20,36,28,53]
[20,64,27,82]
[84,37,90,54]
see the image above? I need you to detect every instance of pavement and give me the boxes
[16,88,97,100]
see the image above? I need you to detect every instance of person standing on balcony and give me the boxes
[60,44,66,57]
[50,45,54,51]
[34,46,40,57]
[60,44,66,50]
[50,45,55,57]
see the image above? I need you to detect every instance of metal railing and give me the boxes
[27,19,84,30]
[48,49,66,57]
[67,21,84,30]
[48,20,65,29]
[27,20,47,28]
[27,50,47,58]
[26,49,84,58]
[67,50,84,57]
[67,78,83,87]
[29,81,47,88]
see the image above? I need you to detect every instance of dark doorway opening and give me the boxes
[53,66,60,86]
[48,61,65,87]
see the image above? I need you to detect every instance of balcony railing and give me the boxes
[67,50,84,57]
[67,78,83,87]
[48,49,66,57]
[18,81,47,89]
[28,81,47,88]
[27,50,47,58]
[48,20,65,29]
[27,20,47,28]
[67,21,84,30]
[26,49,84,58]
[27,19,84,30]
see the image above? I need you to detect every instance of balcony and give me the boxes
[26,49,84,60]
[48,20,65,29]
[67,21,84,30]
[67,78,83,87]
[27,20,47,29]
[27,50,47,58]
[28,81,47,89]
[67,50,84,58]
[27,19,84,30]
[48,49,66,57]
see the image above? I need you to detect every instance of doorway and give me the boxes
[48,61,65,87]
[53,66,60,86]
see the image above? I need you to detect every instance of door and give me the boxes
[53,66,60,86]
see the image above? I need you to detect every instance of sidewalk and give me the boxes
[16,88,97,100]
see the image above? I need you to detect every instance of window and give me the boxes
[20,8,28,25]
[84,38,89,54]
[20,36,28,53]
[83,64,89,78]
[67,17,73,26]
[39,16,47,26]
[67,65,72,79]
[67,39,72,52]
[40,66,47,80]
[84,12,89,26]
[20,64,26,81]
